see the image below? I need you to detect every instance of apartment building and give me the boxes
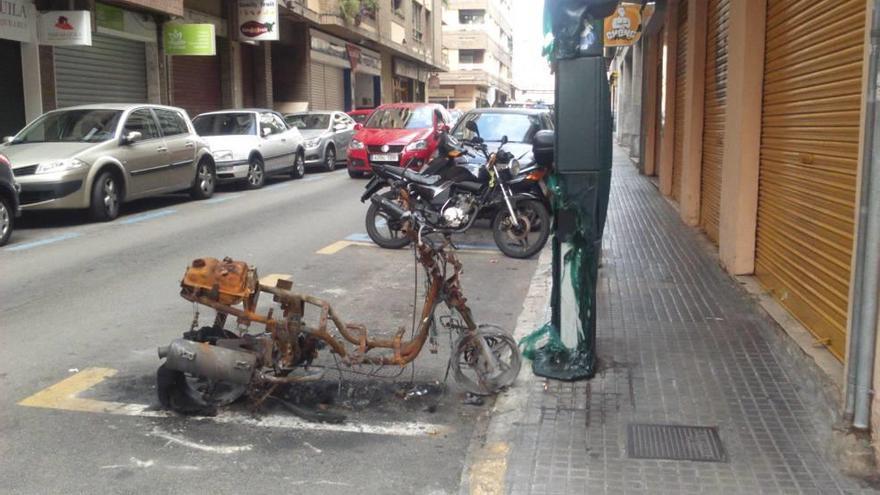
[432,0,513,110]
[1,0,444,134]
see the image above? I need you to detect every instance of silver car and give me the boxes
[193,109,305,189]
[283,112,356,172]
[0,104,215,221]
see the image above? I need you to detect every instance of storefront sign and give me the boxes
[0,0,36,43]
[164,23,216,56]
[310,29,381,76]
[603,5,642,47]
[96,3,124,31]
[238,0,278,41]
[95,2,156,43]
[394,58,427,82]
[39,11,92,46]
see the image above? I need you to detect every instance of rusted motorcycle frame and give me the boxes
[157,191,521,413]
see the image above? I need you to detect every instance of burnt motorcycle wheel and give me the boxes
[492,199,550,259]
[451,325,521,396]
[365,190,412,249]
[157,363,247,414]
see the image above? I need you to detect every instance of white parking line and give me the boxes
[5,232,82,252]
[19,368,449,438]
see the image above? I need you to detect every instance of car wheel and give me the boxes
[291,151,305,179]
[89,171,121,221]
[0,194,13,247]
[246,156,266,189]
[190,159,215,199]
[323,146,336,172]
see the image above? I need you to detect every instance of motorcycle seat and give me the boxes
[403,169,440,186]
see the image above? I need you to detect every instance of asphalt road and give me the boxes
[0,169,537,495]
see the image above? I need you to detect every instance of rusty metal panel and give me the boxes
[699,0,729,245]
[672,0,688,202]
[755,0,866,359]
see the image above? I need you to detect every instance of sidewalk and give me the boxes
[488,146,875,494]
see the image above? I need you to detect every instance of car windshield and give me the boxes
[12,109,122,144]
[366,107,433,129]
[285,114,330,130]
[453,113,541,143]
[193,113,256,136]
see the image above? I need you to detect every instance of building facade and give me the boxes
[432,0,513,110]
[614,0,880,465]
[0,0,444,134]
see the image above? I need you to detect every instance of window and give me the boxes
[154,109,188,136]
[392,0,404,17]
[124,109,161,140]
[260,113,287,135]
[459,49,485,64]
[411,1,423,42]
[193,113,256,136]
[459,9,485,24]
[286,113,330,130]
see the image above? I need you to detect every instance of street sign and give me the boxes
[164,23,217,56]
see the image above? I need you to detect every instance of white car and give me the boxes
[192,109,305,189]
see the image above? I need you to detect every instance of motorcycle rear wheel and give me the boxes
[365,190,412,249]
[492,199,550,259]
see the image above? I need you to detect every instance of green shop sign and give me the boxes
[164,24,216,56]
[96,3,124,31]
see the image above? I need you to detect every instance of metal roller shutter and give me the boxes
[672,0,688,202]
[0,40,25,137]
[55,34,147,108]
[173,46,222,118]
[309,62,345,111]
[699,0,729,244]
[756,0,866,358]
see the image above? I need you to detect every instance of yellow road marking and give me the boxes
[469,441,510,495]
[17,367,147,415]
[316,240,355,254]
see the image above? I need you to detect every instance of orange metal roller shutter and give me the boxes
[756,0,866,358]
[672,0,688,202]
[699,0,730,244]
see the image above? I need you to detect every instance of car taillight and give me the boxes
[526,168,547,181]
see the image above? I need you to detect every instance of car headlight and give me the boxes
[212,150,234,161]
[510,159,521,176]
[350,139,365,150]
[405,139,428,152]
[304,138,322,148]
[35,158,87,174]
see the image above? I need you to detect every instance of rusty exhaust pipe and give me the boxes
[159,339,257,385]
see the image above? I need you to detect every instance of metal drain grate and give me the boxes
[627,424,727,462]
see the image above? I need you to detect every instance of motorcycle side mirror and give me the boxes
[465,120,479,136]
[501,135,508,145]
[532,129,555,167]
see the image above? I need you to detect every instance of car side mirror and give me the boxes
[334,124,348,131]
[261,127,272,137]
[121,131,142,145]
[465,120,479,135]
[532,129,555,167]
[436,123,450,134]
[354,123,364,131]
[2,136,13,144]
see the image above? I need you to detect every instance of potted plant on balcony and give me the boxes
[340,0,378,25]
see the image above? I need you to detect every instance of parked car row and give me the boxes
[0,104,379,247]
[344,103,554,180]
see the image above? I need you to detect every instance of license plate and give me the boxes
[370,153,399,162]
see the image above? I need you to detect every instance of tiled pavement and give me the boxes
[504,146,876,494]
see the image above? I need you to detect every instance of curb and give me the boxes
[458,247,553,495]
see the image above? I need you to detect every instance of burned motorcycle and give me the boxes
[156,207,521,415]
[363,122,554,259]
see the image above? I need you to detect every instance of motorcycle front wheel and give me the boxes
[365,190,412,249]
[492,199,550,259]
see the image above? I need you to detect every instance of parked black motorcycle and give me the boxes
[361,122,555,259]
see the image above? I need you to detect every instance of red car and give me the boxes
[346,103,452,178]
[347,108,374,125]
